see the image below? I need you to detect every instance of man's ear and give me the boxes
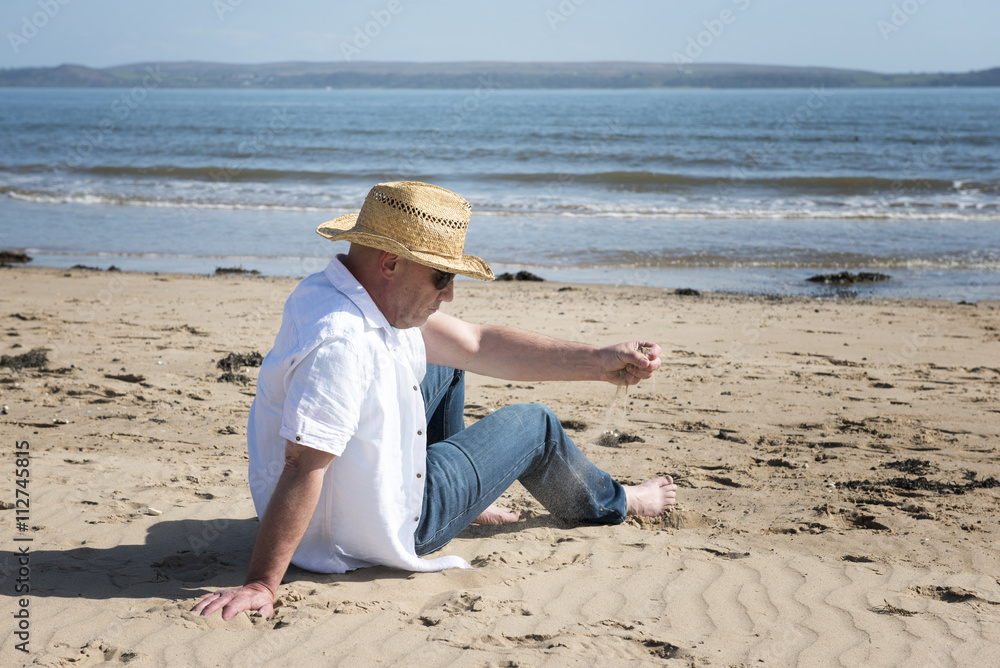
[377,252,401,281]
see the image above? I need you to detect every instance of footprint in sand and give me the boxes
[49,639,147,666]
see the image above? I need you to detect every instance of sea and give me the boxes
[1,86,998,300]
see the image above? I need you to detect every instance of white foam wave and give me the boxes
[475,205,1000,223]
[4,189,341,214]
[25,248,997,272]
[5,186,1000,223]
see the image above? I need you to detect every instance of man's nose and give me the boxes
[439,280,455,302]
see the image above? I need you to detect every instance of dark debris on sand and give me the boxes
[597,430,645,447]
[806,271,890,285]
[217,352,263,372]
[218,372,252,385]
[104,373,146,384]
[0,348,48,370]
[70,264,126,272]
[496,271,545,282]
[840,470,1000,495]
[0,251,32,264]
[872,601,917,617]
[215,267,260,276]
[560,419,588,431]
[217,352,262,384]
[882,459,937,476]
[675,288,701,296]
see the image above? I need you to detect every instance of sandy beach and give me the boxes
[2,264,998,666]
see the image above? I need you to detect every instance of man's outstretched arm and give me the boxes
[192,441,334,620]
[421,312,661,385]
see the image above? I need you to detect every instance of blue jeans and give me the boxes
[414,364,626,555]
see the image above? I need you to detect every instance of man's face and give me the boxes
[386,259,455,329]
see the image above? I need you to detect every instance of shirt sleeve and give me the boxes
[279,337,367,456]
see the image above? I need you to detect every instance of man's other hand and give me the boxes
[599,341,661,386]
[192,582,276,620]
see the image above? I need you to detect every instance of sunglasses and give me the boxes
[433,269,455,291]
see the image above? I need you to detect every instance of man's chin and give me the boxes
[396,314,431,329]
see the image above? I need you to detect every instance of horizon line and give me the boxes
[3,59,997,77]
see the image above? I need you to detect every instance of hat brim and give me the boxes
[317,214,494,281]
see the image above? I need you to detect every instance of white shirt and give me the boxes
[247,257,469,573]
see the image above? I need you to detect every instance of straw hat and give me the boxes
[316,182,494,281]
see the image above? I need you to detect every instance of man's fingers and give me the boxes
[221,598,274,620]
[636,347,661,373]
[635,342,661,362]
[221,602,243,621]
[603,342,661,386]
[193,591,240,618]
[191,592,218,614]
[624,360,656,382]
[617,347,651,378]
[193,589,275,620]
[627,342,661,371]
[620,367,644,385]
[196,593,229,617]
[627,346,649,367]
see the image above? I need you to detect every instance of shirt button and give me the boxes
[416,473,422,478]
[417,430,423,435]
[413,385,418,391]
[414,516,419,522]
[295,436,301,442]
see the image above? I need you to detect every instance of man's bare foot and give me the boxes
[624,476,677,517]
[473,503,521,525]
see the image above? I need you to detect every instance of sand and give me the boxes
[1,265,998,666]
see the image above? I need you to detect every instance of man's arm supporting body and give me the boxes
[421,312,661,385]
[192,441,334,620]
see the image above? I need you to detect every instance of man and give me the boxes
[194,181,676,621]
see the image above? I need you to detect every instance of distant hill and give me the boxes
[1,61,997,89]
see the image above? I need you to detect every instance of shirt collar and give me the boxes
[323,256,403,347]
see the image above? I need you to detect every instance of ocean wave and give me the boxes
[574,255,1000,271]
[0,163,402,184]
[0,187,340,213]
[494,170,1000,194]
[23,249,999,272]
[4,185,1000,223]
[82,164,375,182]
[5,163,997,195]
[475,203,1000,223]
[19,249,330,262]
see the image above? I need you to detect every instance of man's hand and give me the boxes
[189,440,333,622]
[598,341,661,386]
[192,582,276,620]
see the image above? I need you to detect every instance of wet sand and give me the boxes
[1,265,998,666]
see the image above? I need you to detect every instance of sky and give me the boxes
[2,0,998,73]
